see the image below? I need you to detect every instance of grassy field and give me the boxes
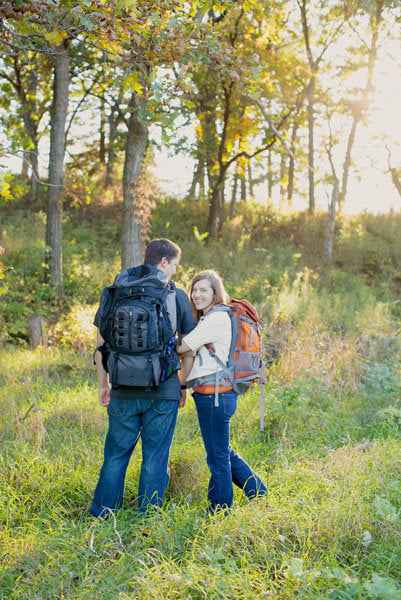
[1,200,401,599]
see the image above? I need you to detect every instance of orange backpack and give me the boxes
[189,299,264,407]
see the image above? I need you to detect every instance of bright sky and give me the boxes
[1,29,400,216]
[152,38,401,216]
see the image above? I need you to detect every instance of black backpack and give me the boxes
[97,265,180,389]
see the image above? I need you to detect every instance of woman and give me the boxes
[176,269,267,512]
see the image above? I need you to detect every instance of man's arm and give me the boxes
[95,329,111,407]
[175,288,196,408]
[178,338,194,408]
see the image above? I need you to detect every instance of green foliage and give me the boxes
[1,345,401,598]
[0,245,5,294]
[1,194,401,598]
[0,170,12,203]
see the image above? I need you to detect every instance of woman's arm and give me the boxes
[176,339,194,354]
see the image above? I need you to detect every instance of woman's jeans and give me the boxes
[90,396,179,518]
[193,390,267,511]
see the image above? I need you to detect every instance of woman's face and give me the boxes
[192,278,215,315]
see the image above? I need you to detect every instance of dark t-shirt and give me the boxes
[94,284,195,401]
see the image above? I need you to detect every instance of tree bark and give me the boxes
[247,161,254,200]
[306,75,315,213]
[217,182,225,234]
[13,55,40,197]
[279,153,286,209]
[21,150,29,178]
[28,316,47,349]
[298,0,317,214]
[287,122,298,205]
[338,0,383,209]
[206,179,222,239]
[105,93,122,187]
[188,155,205,200]
[99,94,106,165]
[240,167,246,202]
[389,168,401,198]
[203,89,220,237]
[121,91,148,269]
[324,177,339,261]
[267,148,273,206]
[45,41,69,291]
[229,169,238,219]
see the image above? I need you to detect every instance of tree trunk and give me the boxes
[240,167,246,202]
[45,41,69,292]
[21,150,29,178]
[99,94,106,165]
[229,170,238,219]
[338,0,383,210]
[204,78,233,239]
[247,161,254,200]
[28,316,47,349]
[206,169,226,239]
[279,153,286,209]
[217,182,225,234]
[121,91,148,269]
[199,161,205,200]
[206,179,221,239]
[105,96,121,187]
[29,148,39,197]
[287,122,298,205]
[324,177,339,261]
[14,57,40,197]
[389,168,401,198]
[26,68,40,198]
[307,75,315,213]
[299,0,316,214]
[267,148,273,206]
[188,156,204,200]
[338,118,358,209]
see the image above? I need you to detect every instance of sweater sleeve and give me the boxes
[183,311,228,351]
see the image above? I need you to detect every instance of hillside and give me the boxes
[0,199,401,599]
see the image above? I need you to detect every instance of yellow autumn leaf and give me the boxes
[44,29,68,46]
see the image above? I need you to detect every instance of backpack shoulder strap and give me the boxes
[203,304,231,318]
[164,281,177,335]
[170,281,183,344]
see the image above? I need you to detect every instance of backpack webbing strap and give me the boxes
[176,292,182,345]
[94,343,110,373]
[259,360,266,432]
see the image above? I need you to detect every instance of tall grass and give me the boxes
[1,339,400,599]
[1,202,401,598]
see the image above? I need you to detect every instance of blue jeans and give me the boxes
[90,396,179,517]
[194,391,267,512]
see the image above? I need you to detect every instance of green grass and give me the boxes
[1,346,401,599]
[1,201,401,598]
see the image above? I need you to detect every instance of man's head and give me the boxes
[144,238,181,281]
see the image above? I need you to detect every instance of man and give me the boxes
[90,238,195,518]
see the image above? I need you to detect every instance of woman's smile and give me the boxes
[192,279,215,313]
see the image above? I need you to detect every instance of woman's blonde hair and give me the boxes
[189,269,229,322]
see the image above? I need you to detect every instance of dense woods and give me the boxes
[0,2,401,599]
[1,1,400,289]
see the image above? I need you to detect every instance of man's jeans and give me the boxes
[194,390,267,512]
[90,396,179,518]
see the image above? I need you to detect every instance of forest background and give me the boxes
[1,1,401,599]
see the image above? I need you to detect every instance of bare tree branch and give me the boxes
[254,100,295,161]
